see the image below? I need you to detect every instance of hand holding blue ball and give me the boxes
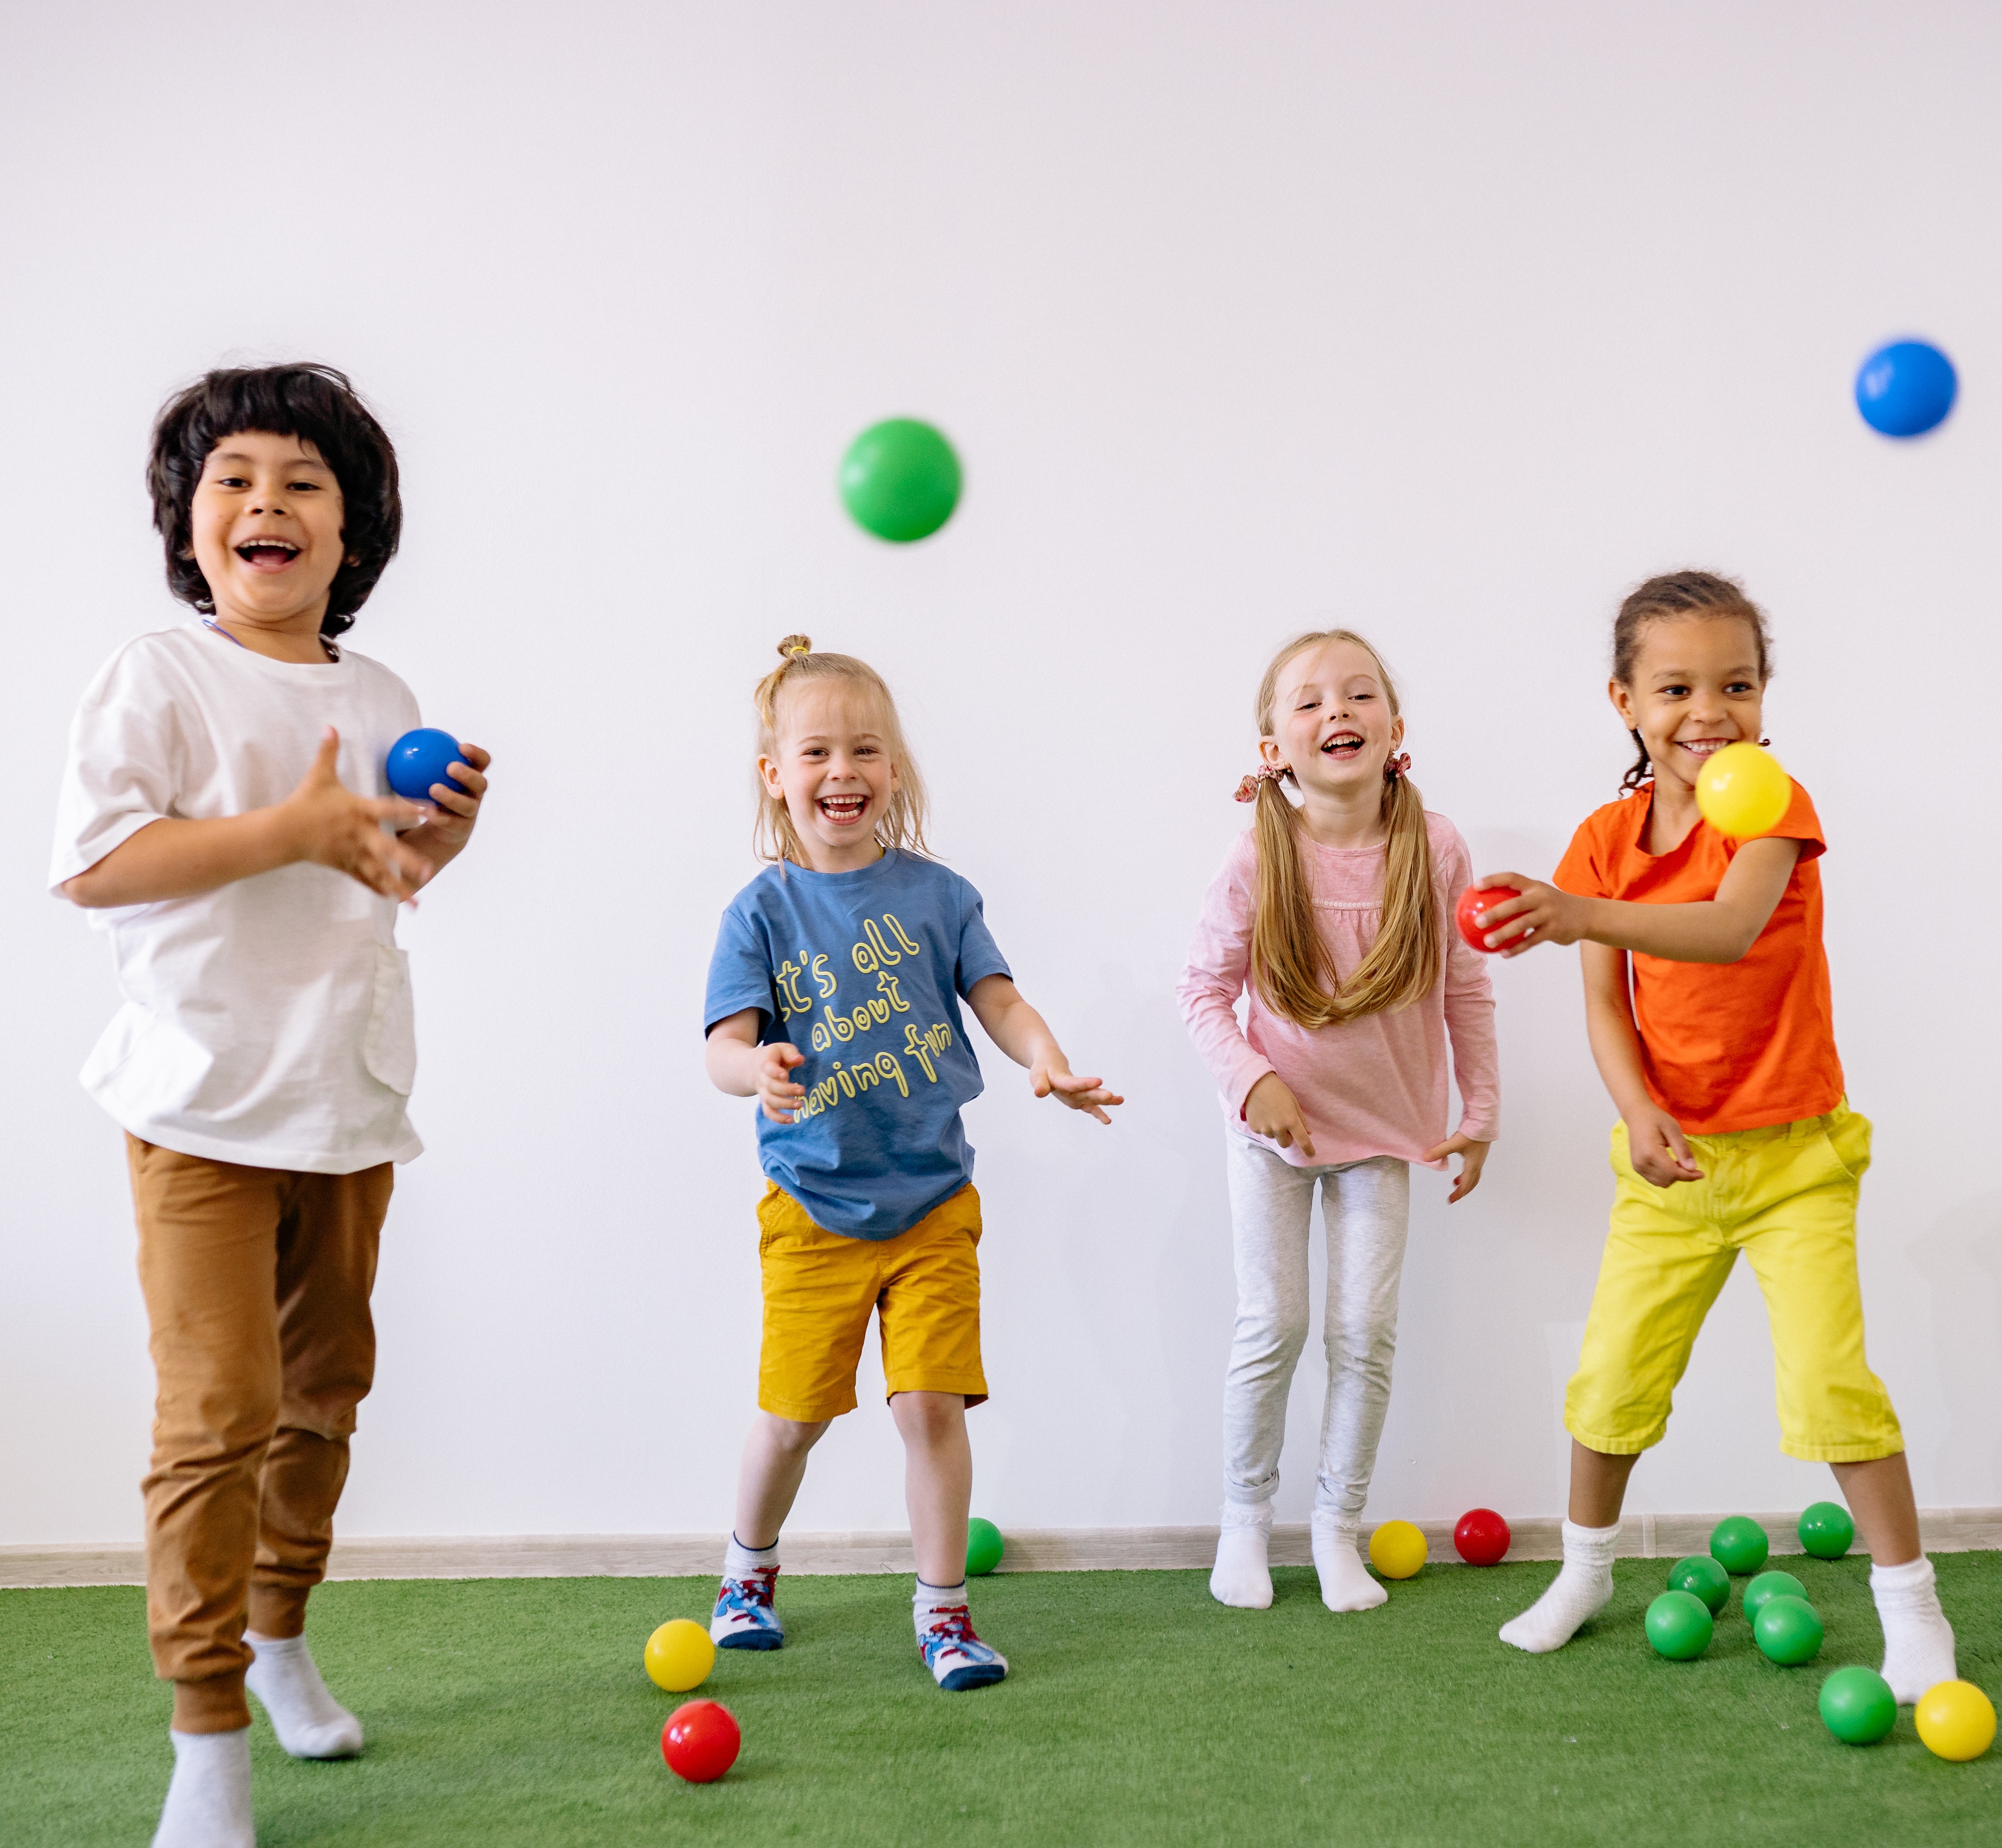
[386,728,471,802]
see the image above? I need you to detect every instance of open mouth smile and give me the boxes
[234,538,302,571]
[1320,729,1365,760]
[1677,737,1735,757]
[817,794,869,827]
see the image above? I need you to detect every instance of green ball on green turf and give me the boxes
[1798,1501,1855,1560]
[966,1517,1004,1577]
[1709,1515,1769,1575]
[1666,1554,1730,1614]
[1753,1594,1823,1666]
[839,419,962,542]
[1819,1665,1897,1745]
[1644,1590,1714,1660]
[1741,1570,1807,1625]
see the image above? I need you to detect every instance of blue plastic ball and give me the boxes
[1855,339,1957,438]
[386,728,469,801]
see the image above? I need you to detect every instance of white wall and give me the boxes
[3,1,1999,1548]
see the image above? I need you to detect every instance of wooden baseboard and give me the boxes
[5,1508,1997,1589]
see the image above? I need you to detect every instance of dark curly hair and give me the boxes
[146,364,401,638]
[1611,570,1773,793]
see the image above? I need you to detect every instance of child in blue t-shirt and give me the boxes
[703,635,1121,1690]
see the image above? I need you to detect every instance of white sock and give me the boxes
[1871,1556,1958,1703]
[1311,1511,1387,1612]
[914,1578,968,1632]
[1209,1501,1274,1610]
[153,1727,254,1848]
[1498,1520,1619,1653]
[724,1534,779,1579]
[245,1630,363,1759]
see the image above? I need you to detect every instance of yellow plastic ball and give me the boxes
[1694,742,1791,839]
[1915,1680,1996,1762]
[1368,1520,1428,1581]
[643,1618,715,1694]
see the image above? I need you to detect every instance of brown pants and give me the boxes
[128,1136,391,1732]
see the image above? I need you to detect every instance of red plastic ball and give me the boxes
[1453,1507,1511,1566]
[661,1699,741,1783]
[1454,886,1521,954]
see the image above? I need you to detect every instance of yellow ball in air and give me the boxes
[1368,1520,1428,1580]
[1694,742,1790,839]
[644,1618,716,1693]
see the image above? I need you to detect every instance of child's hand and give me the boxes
[1468,875,1588,956]
[1032,1061,1123,1125]
[755,1043,808,1124]
[280,728,431,900]
[1423,1133,1489,1203]
[1244,1073,1315,1158]
[1624,1106,1704,1187]
[406,742,492,858]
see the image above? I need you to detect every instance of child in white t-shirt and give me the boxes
[49,365,492,1848]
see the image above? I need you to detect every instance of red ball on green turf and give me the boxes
[661,1699,740,1782]
[1798,1501,1855,1560]
[1666,1554,1730,1615]
[1741,1570,1807,1624]
[1753,1595,1823,1666]
[1645,1590,1714,1660]
[1709,1516,1768,1575]
[1819,1665,1897,1745]
[1453,1508,1510,1566]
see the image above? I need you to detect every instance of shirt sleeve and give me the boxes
[1174,838,1275,1118]
[953,877,1013,997]
[1759,781,1826,863]
[703,901,778,1037]
[1552,812,1610,898]
[1435,827,1500,1142]
[48,644,188,892]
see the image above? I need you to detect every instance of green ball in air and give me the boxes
[1753,1594,1824,1666]
[1666,1554,1730,1615]
[1742,1570,1808,1625]
[1644,1590,1714,1660]
[1819,1665,1897,1745]
[966,1517,1005,1577]
[1709,1515,1769,1575]
[1798,1501,1855,1560]
[839,419,962,542]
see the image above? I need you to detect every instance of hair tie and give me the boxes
[788,644,809,657]
[1234,764,1289,803]
[1384,752,1412,782]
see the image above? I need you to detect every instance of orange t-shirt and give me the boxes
[1553,781,1842,1135]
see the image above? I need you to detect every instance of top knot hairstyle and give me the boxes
[146,364,402,638]
[752,635,931,866]
[1246,629,1440,1028]
[1611,570,1774,793]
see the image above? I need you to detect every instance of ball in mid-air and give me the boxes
[1741,1570,1808,1626]
[386,727,469,802]
[966,1518,1005,1577]
[1453,886,1521,954]
[839,419,962,542]
[1666,1554,1730,1616]
[1915,1681,1996,1762]
[1819,1666,1897,1745]
[1694,743,1789,840]
[661,1699,741,1782]
[1452,1508,1510,1567]
[1368,1520,1427,1580]
[1709,1515,1770,1575]
[1797,1501,1854,1560]
[644,1618,715,1693]
[1855,339,1957,438]
[1753,1594,1823,1666]
[1645,1590,1714,1660]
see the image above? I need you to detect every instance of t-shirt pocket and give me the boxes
[362,945,418,1096]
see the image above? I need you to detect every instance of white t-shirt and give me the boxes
[50,621,426,1173]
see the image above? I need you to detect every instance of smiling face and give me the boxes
[759,681,901,871]
[1261,637,1404,803]
[1611,614,1767,798]
[186,430,352,632]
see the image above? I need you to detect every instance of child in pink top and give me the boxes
[1178,628,1499,1612]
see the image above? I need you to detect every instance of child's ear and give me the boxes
[1607,678,1638,727]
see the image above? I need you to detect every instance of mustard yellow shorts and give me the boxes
[1564,1105,1903,1464]
[756,1182,987,1422]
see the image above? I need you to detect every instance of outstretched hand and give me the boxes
[1032,1063,1123,1125]
[281,728,431,900]
[1467,874,1588,957]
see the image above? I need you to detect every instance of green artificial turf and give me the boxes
[3,1554,1996,1847]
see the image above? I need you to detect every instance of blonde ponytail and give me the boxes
[1246,630,1440,1027]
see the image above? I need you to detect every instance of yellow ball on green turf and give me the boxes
[1368,1520,1427,1580]
[644,1618,715,1693]
[1915,1681,1996,1762]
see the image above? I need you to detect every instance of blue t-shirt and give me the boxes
[703,851,1012,1239]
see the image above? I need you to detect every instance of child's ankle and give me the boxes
[724,1533,779,1578]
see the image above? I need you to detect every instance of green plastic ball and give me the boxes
[839,419,962,542]
[1666,1554,1731,1615]
[1709,1515,1770,1575]
[1644,1589,1714,1660]
[966,1517,1004,1577]
[1798,1501,1855,1560]
[1753,1594,1824,1666]
[1741,1570,1808,1625]
[1819,1665,1897,1745]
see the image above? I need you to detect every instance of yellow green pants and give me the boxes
[1564,1105,1903,1464]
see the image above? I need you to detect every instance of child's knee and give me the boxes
[888,1390,965,1445]
[758,1412,831,1458]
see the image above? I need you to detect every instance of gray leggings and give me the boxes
[1220,1133,1412,1519]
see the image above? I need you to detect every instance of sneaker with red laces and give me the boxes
[917,1604,1008,1691]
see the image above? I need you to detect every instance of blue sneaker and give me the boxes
[918,1604,1008,1691]
[710,1566,784,1650]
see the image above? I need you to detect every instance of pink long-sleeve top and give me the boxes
[1176,811,1501,1168]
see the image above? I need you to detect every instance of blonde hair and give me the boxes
[753,635,932,865]
[1247,629,1440,1027]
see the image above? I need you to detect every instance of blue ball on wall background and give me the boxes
[386,728,469,801]
[1854,338,1957,438]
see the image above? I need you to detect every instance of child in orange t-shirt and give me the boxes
[1467,571,1957,1700]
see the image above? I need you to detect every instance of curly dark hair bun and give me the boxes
[146,364,402,638]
